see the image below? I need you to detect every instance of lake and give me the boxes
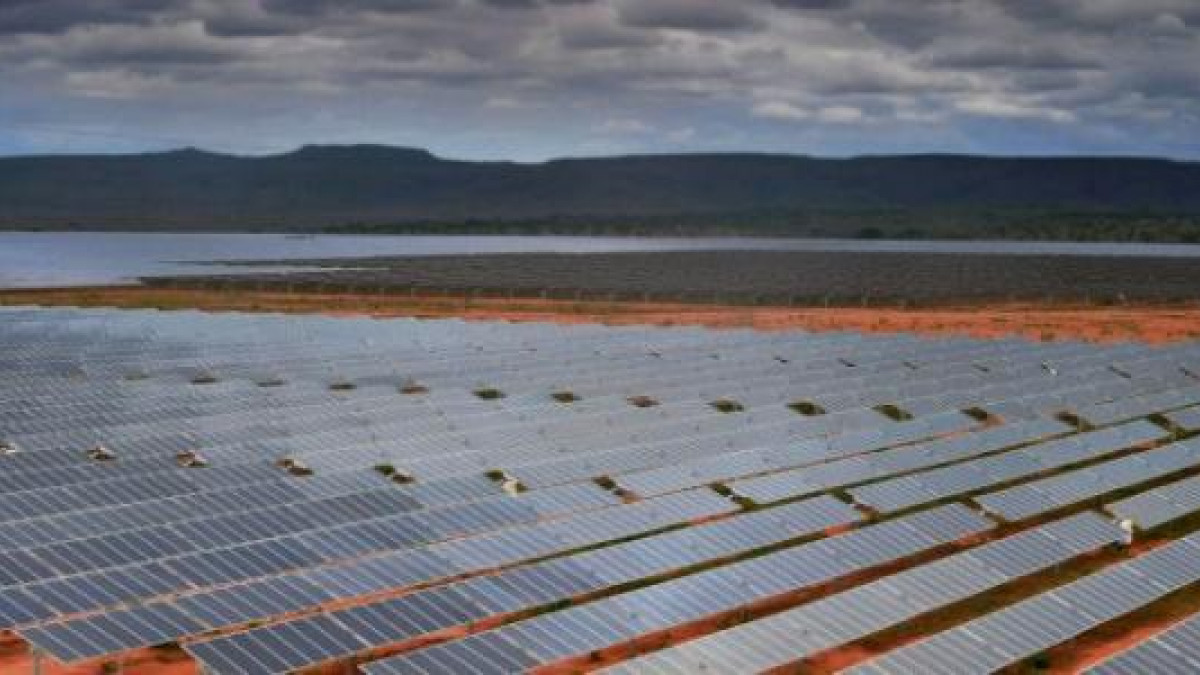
[3,231,1200,288]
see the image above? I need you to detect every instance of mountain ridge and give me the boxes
[8,145,1196,165]
[3,146,1200,238]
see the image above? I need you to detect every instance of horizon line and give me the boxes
[1,144,1196,165]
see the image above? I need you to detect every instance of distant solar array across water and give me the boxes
[2,306,1200,673]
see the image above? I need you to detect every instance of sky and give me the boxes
[1,0,1198,161]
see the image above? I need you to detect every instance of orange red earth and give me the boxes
[3,287,1200,344]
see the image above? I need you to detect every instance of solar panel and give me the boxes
[1166,406,1200,432]
[727,418,1068,504]
[362,504,992,675]
[185,614,367,674]
[847,532,1200,674]
[849,420,1166,513]
[602,512,1122,675]
[22,604,207,664]
[185,495,860,673]
[3,307,1199,673]
[977,438,1200,521]
[1108,473,1200,529]
[1085,609,1200,674]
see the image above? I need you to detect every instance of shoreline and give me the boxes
[3,286,1199,344]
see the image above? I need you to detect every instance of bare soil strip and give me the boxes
[3,286,1200,344]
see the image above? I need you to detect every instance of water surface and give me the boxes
[3,232,1199,289]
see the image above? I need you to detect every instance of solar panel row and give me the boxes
[1108,472,1200,530]
[849,420,1166,512]
[726,418,1069,505]
[363,505,993,675]
[0,487,729,631]
[22,490,757,663]
[3,307,1200,674]
[849,532,1200,674]
[601,511,1123,675]
[184,495,860,673]
[977,437,1200,521]
[1086,609,1200,674]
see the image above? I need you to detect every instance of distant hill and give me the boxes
[3,145,1200,240]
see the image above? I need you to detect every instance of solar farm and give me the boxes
[5,306,1200,674]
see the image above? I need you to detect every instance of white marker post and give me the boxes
[1119,518,1135,546]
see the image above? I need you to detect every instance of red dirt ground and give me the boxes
[0,635,196,675]
[3,287,1200,343]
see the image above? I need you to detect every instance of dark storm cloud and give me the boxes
[260,0,456,16]
[997,0,1200,31]
[0,0,1197,159]
[770,0,853,9]
[0,0,176,34]
[615,0,760,31]
[475,0,540,8]
[202,15,300,38]
[925,43,1102,71]
[557,22,655,50]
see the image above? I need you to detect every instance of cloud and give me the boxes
[614,0,760,31]
[753,100,810,122]
[0,0,175,34]
[63,68,172,98]
[595,117,651,134]
[926,42,1101,71]
[4,20,248,66]
[260,0,456,17]
[666,126,696,142]
[817,105,865,124]
[552,5,657,50]
[956,96,1077,123]
[483,96,525,109]
[753,101,867,125]
[0,0,1197,160]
